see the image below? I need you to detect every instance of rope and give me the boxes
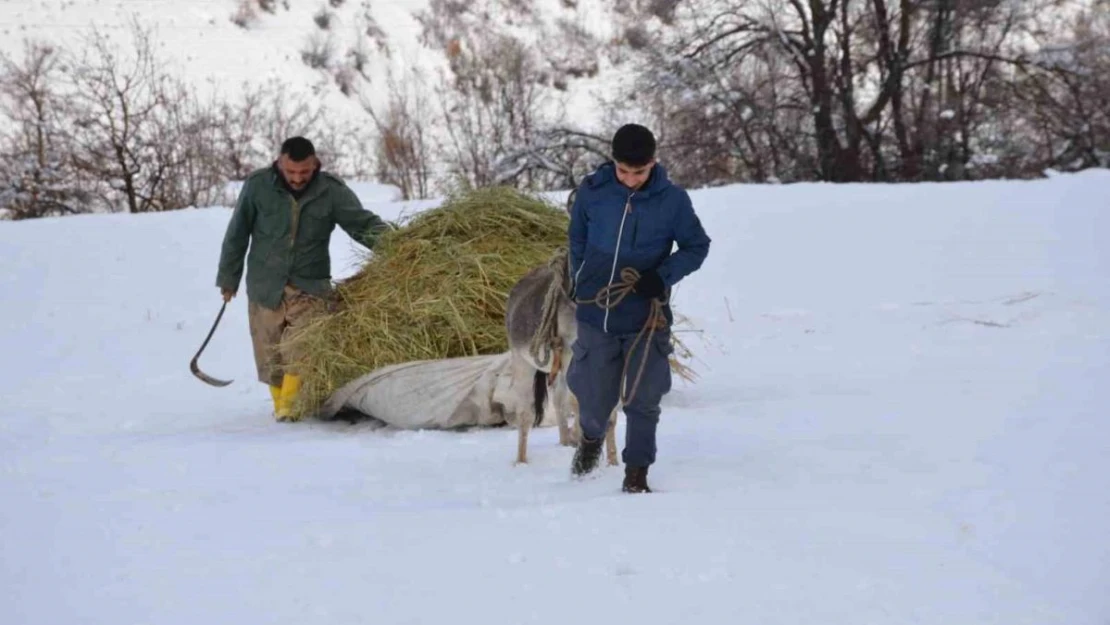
[528,248,570,371]
[527,248,668,406]
[576,267,668,406]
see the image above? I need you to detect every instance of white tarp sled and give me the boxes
[317,353,527,430]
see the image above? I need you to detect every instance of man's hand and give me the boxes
[221,288,236,303]
[634,269,665,300]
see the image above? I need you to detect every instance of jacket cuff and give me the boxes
[216,275,240,290]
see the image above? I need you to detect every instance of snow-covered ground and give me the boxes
[2,172,1108,624]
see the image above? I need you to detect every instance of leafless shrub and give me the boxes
[549,19,600,79]
[363,68,435,199]
[231,0,258,29]
[414,0,611,191]
[624,24,651,50]
[435,34,549,187]
[348,44,368,75]
[645,0,679,24]
[301,32,335,68]
[314,7,333,30]
[334,65,357,96]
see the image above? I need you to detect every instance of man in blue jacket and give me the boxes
[566,124,711,493]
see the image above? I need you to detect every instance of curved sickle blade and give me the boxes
[190,301,234,387]
[190,357,233,387]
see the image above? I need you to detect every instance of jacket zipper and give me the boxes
[603,193,633,332]
[289,197,302,242]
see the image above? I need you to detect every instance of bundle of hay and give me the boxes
[282,186,697,419]
[283,186,569,417]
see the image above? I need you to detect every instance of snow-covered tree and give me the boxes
[0,41,89,219]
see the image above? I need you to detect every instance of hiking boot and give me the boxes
[572,437,603,476]
[622,466,651,493]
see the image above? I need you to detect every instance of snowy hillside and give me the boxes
[2,173,1109,624]
[0,0,623,131]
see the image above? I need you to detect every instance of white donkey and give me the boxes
[504,249,617,466]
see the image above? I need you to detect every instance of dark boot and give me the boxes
[572,437,603,476]
[622,466,651,493]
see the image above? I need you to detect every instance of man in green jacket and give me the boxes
[216,136,389,421]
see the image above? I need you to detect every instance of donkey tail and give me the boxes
[532,370,547,427]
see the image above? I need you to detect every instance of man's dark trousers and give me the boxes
[566,320,674,467]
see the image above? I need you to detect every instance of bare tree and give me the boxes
[214,83,271,181]
[1010,2,1110,172]
[632,0,1088,185]
[0,41,87,218]
[361,67,435,199]
[491,126,610,189]
[149,82,228,209]
[64,21,185,212]
[3,18,377,219]
[431,33,550,187]
[211,76,371,182]
[417,0,606,191]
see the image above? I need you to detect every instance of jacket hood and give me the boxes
[585,161,673,197]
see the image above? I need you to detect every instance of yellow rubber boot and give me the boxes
[269,385,283,415]
[276,373,302,422]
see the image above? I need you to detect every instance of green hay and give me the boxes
[282,186,571,417]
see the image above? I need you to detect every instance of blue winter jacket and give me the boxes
[568,161,711,335]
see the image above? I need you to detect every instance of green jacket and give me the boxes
[216,166,388,310]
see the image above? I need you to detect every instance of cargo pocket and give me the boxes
[566,339,590,397]
[299,204,334,239]
[571,339,589,362]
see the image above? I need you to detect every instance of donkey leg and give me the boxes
[552,373,576,447]
[605,408,619,466]
[568,393,582,446]
[509,355,536,465]
[517,419,530,465]
[556,407,572,446]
